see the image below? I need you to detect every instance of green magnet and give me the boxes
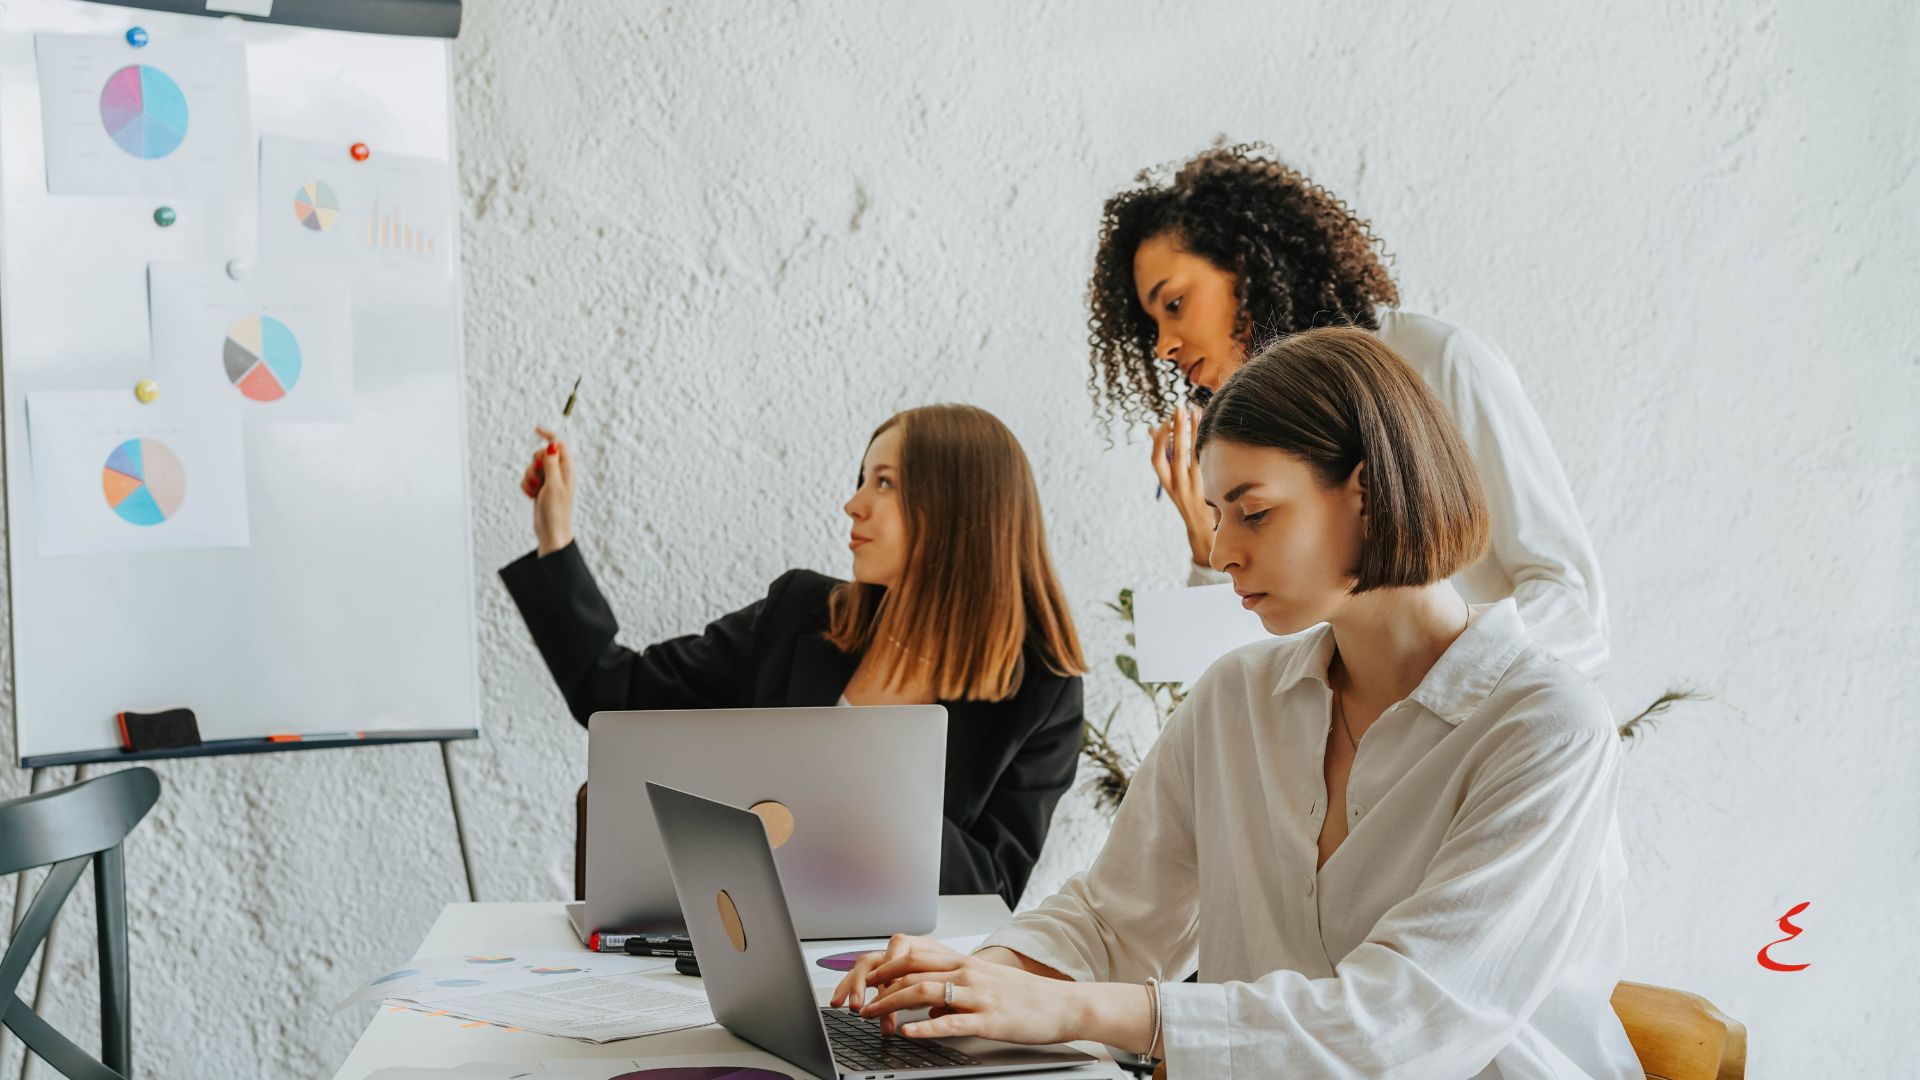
[153,206,176,227]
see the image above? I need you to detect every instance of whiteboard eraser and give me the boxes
[117,708,201,752]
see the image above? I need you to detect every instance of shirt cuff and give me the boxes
[976,926,1098,984]
[1158,980,1233,1076]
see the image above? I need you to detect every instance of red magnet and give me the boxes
[350,142,370,162]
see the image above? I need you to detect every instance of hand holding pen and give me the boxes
[521,377,580,556]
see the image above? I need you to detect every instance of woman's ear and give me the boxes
[1348,461,1369,535]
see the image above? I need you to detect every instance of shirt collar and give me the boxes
[1407,599,1531,724]
[1268,599,1531,726]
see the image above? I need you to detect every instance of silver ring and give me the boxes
[944,981,955,1008]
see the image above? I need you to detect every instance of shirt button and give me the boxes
[1306,879,1316,898]
[1351,803,1365,818]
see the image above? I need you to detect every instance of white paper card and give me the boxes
[339,951,673,1010]
[27,389,248,556]
[258,135,453,307]
[402,973,714,1044]
[1131,584,1272,684]
[34,33,253,196]
[362,1052,805,1079]
[148,262,353,421]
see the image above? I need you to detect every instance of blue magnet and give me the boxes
[153,206,176,227]
[126,27,149,48]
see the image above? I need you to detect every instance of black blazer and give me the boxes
[499,541,1085,907]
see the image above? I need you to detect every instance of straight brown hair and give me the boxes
[1194,327,1490,591]
[824,404,1086,701]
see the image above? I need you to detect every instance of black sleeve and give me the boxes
[499,541,779,725]
[938,677,1084,907]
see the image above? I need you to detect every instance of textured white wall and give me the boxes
[3,2,1914,1077]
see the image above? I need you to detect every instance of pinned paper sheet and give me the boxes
[27,389,248,556]
[258,135,454,306]
[148,262,353,421]
[1131,584,1272,684]
[34,33,252,195]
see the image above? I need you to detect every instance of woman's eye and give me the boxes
[1166,297,1182,314]
[877,477,893,490]
[1242,509,1268,525]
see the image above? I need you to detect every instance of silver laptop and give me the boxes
[647,782,1097,1079]
[569,705,947,941]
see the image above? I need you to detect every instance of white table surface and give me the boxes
[331,898,1128,1080]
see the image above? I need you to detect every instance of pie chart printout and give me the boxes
[814,951,874,972]
[99,64,189,159]
[223,315,303,401]
[294,181,338,231]
[102,439,186,526]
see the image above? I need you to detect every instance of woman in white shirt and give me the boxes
[1087,143,1609,674]
[834,328,1642,1079]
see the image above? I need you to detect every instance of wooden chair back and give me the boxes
[1611,980,1746,1080]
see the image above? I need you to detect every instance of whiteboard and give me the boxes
[0,0,477,764]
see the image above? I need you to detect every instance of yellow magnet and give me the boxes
[134,379,160,403]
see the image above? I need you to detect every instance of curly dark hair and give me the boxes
[1085,142,1400,431]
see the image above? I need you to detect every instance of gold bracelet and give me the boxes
[1144,975,1163,1061]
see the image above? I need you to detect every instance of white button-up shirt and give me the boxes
[984,601,1641,1079]
[1189,310,1611,677]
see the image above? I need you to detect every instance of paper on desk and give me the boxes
[407,971,714,1044]
[1131,583,1271,684]
[363,1051,804,1079]
[339,951,672,1010]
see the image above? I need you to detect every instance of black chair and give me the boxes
[0,767,160,1080]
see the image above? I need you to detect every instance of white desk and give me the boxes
[332,898,1127,1080]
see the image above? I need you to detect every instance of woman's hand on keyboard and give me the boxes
[828,934,1100,1047]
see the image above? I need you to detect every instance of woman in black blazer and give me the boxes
[502,403,1088,907]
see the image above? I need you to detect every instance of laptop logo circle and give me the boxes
[748,800,796,849]
[716,889,748,953]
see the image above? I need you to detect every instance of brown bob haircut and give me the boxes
[1194,328,1490,592]
[824,404,1086,701]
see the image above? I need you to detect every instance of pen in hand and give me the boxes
[546,375,581,454]
[527,376,582,498]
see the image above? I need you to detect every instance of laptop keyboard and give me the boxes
[821,1006,983,1072]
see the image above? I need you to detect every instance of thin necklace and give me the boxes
[1331,659,1359,752]
[882,631,935,665]
[1334,687,1359,752]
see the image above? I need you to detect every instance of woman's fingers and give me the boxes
[534,424,557,443]
[861,972,956,1019]
[863,937,957,987]
[829,951,888,1009]
[840,936,916,1011]
[1149,421,1174,488]
[900,1010,985,1040]
[1171,402,1193,479]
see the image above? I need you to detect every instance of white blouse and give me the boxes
[1187,310,1610,677]
[983,600,1641,1079]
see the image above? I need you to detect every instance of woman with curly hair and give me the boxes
[1090,144,1609,674]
